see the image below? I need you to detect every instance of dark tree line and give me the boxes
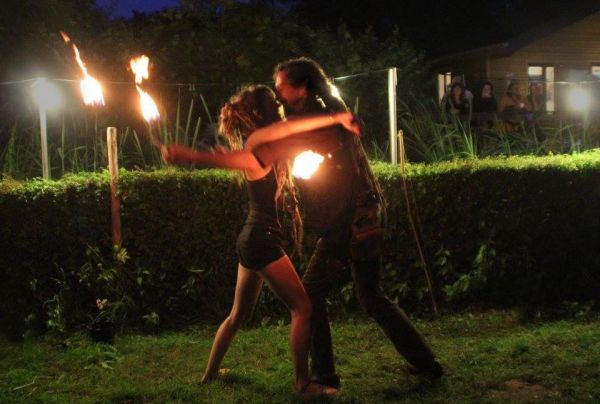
[0,0,580,81]
[0,0,579,135]
[287,0,580,57]
[0,0,420,83]
[0,0,425,143]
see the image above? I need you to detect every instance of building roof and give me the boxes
[431,1,600,64]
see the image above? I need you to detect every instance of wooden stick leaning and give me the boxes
[398,129,439,317]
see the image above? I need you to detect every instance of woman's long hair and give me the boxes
[219,84,304,256]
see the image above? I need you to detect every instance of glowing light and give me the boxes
[129,55,160,122]
[130,55,150,85]
[330,84,341,99]
[31,78,61,180]
[292,151,324,179]
[79,75,104,106]
[61,31,104,106]
[137,88,160,122]
[31,78,62,110]
[569,87,589,111]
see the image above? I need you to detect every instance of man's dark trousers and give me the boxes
[302,232,438,379]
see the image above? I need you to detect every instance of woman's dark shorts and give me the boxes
[236,212,285,270]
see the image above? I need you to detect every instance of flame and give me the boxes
[61,31,104,106]
[292,151,324,179]
[130,55,149,85]
[129,55,160,122]
[137,88,160,122]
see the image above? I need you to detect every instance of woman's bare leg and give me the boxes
[260,255,334,397]
[201,265,263,383]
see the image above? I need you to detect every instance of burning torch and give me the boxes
[129,55,166,155]
[60,31,105,107]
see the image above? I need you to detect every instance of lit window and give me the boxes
[528,65,554,112]
[592,65,600,79]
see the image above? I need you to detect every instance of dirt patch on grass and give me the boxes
[487,379,561,401]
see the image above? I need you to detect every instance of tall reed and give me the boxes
[398,99,600,164]
[0,95,209,180]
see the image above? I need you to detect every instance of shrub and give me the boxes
[2,153,600,337]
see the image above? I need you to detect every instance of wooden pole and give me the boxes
[39,107,50,180]
[398,130,439,316]
[388,67,398,164]
[107,127,121,247]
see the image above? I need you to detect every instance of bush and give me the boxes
[2,153,600,337]
[376,152,600,309]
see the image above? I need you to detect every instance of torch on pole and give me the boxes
[398,129,439,317]
[107,127,122,248]
[129,55,165,158]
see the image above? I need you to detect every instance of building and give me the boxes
[432,2,600,115]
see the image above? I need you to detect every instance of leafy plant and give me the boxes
[444,240,497,302]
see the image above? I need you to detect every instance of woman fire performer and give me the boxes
[162,84,359,399]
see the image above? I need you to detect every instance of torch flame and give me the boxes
[292,151,324,179]
[129,55,160,122]
[130,55,149,85]
[80,75,104,106]
[137,88,160,122]
[60,31,104,106]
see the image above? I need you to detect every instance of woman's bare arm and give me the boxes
[244,112,359,150]
[163,144,262,172]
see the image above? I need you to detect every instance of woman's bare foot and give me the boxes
[296,381,338,399]
[200,368,230,384]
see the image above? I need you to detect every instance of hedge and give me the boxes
[2,152,600,338]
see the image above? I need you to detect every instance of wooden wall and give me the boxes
[434,11,600,109]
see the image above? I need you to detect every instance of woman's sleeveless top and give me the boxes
[236,168,284,270]
[246,168,279,226]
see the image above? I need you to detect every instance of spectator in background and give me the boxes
[498,81,527,132]
[472,81,498,129]
[524,82,547,135]
[441,76,473,109]
[444,82,472,124]
[526,82,545,118]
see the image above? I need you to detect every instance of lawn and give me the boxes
[1,310,599,403]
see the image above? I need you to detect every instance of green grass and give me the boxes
[1,311,599,403]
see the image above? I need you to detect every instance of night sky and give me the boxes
[96,0,180,18]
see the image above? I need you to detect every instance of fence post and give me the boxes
[107,127,122,247]
[388,67,398,164]
[39,108,50,179]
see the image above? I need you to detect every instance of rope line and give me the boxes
[3,65,600,87]
[0,67,393,87]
